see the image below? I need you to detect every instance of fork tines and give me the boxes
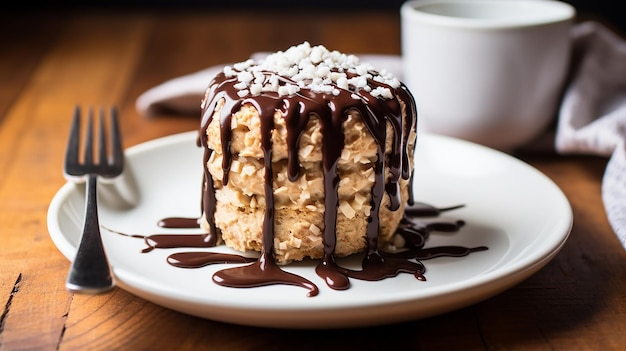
[64,106,124,178]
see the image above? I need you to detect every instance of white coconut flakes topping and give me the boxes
[222,41,400,99]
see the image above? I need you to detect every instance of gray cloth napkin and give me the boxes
[555,21,626,249]
[135,21,626,250]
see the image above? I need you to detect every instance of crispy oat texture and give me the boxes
[201,101,415,264]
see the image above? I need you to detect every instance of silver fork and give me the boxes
[64,106,124,293]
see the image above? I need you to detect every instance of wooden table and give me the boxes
[1,8,624,351]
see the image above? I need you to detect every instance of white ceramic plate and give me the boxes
[47,131,572,329]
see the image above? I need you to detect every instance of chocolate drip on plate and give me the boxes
[167,251,255,268]
[158,217,200,229]
[105,200,487,295]
[213,252,319,297]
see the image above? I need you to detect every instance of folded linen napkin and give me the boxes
[135,21,626,250]
[555,21,626,249]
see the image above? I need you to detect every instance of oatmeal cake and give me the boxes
[198,42,417,264]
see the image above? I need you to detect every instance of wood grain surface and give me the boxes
[0,9,624,351]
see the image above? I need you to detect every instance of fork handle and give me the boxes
[66,174,114,293]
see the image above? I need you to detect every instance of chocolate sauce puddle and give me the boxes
[104,202,488,296]
[213,252,319,297]
[340,251,427,282]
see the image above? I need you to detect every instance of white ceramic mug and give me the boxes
[401,0,575,151]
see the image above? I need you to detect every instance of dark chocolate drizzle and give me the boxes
[102,226,214,253]
[158,217,200,229]
[197,65,421,295]
[167,251,255,268]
